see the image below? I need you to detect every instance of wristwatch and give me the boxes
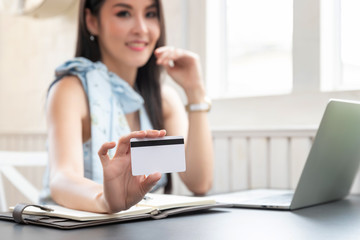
[185,96,212,112]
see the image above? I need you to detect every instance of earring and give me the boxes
[90,35,95,41]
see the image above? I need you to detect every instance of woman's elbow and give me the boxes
[49,173,62,201]
[190,179,213,196]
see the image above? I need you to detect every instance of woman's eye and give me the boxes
[116,11,130,17]
[146,11,158,18]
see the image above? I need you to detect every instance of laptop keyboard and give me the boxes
[243,193,294,206]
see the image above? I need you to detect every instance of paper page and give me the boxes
[137,193,216,210]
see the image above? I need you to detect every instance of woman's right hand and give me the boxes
[98,130,166,213]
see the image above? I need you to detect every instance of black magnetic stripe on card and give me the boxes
[131,138,184,147]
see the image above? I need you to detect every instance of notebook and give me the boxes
[0,193,227,229]
[212,99,360,210]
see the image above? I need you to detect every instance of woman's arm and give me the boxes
[155,47,214,195]
[47,76,163,213]
[47,76,107,212]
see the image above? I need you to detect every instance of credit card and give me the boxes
[130,136,186,176]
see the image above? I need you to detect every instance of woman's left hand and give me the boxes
[155,46,205,98]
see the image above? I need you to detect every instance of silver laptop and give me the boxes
[213,99,360,210]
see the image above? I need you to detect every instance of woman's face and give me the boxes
[95,0,161,68]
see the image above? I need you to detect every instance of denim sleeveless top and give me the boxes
[39,57,167,204]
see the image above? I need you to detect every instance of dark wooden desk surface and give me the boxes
[1,195,360,240]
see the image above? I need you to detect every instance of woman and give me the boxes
[41,0,213,213]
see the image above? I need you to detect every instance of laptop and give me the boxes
[213,99,360,210]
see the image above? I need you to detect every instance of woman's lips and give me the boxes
[126,42,148,51]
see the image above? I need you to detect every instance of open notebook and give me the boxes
[0,193,226,229]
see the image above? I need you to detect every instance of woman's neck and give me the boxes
[102,57,137,87]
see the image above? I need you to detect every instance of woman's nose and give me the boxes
[132,15,148,34]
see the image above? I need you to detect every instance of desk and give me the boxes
[1,195,360,240]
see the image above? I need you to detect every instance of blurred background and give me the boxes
[1,0,360,209]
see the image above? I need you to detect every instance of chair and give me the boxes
[0,151,47,212]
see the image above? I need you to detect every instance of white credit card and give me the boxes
[130,136,186,176]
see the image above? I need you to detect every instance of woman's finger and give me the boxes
[141,172,162,193]
[98,142,116,166]
[154,46,173,55]
[156,50,173,65]
[115,131,147,156]
[143,129,167,138]
[114,130,166,157]
[159,129,167,137]
[155,47,180,64]
[157,49,194,70]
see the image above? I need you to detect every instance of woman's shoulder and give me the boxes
[47,74,88,120]
[52,57,107,94]
[55,57,97,78]
[47,58,98,119]
[48,75,86,103]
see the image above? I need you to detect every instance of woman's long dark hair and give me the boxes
[76,0,166,131]
[77,0,171,193]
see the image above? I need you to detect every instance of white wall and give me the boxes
[0,3,78,133]
[210,91,360,128]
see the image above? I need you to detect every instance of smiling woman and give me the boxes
[40,0,214,214]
